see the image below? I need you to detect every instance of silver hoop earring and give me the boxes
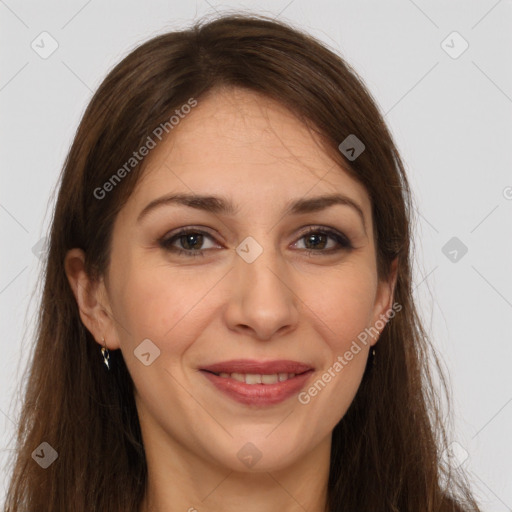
[101,337,110,370]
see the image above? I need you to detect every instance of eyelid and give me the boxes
[293,225,353,252]
[159,227,222,249]
[158,224,353,257]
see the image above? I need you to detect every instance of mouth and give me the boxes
[204,370,302,384]
[199,359,314,406]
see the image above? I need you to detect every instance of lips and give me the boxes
[199,359,314,406]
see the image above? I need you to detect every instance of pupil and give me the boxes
[182,233,203,250]
[306,233,326,250]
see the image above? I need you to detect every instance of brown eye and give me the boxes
[294,227,353,255]
[303,232,329,250]
[177,233,205,251]
[159,229,219,257]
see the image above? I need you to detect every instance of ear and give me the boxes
[64,248,121,350]
[370,257,399,346]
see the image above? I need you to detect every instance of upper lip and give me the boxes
[200,359,314,375]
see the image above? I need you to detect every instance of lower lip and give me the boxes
[200,370,314,406]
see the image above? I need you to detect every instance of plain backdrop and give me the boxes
[1,0,511,509]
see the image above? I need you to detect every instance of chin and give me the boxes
[202,430,314,473]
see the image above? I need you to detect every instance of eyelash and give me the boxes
[158,226,353,258]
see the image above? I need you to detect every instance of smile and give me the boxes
[199,359,314,406]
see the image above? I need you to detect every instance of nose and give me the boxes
[223,243,300,341]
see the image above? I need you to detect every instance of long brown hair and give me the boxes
[4,12,480,511]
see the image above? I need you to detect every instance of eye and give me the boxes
[158,225,353,258]
[158,228,220,258]
[293,226,353,256]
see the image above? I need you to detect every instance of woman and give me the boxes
[4,13,481,512]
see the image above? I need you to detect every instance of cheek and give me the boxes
[297,273,376,437]
[112,262,215,341]
[110,265,211,419]
[307,263,377,352]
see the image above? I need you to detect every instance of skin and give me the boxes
[65,87,397,512]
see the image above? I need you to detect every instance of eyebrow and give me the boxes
[137,192,367,232]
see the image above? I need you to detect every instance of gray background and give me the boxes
[1,0,511,509]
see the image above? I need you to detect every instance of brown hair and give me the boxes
[4,12,480,511]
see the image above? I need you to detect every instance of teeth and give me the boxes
[245,374,262,384]
[216,372,297,384]
[261,374,278,384]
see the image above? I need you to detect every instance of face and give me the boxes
[68,87,396,474]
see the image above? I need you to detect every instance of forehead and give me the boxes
[122,87,371,221]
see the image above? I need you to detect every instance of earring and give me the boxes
[101,337,110,370]
[371,347,376,367]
